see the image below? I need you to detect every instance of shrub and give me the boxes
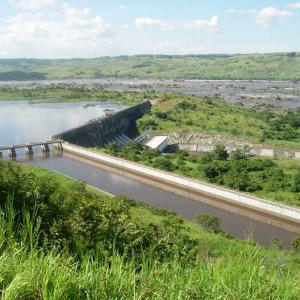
[0,162,197,262]
[153,157,175,171]
[155,112,168,119]
[291,172,300,193]
[292,237,300,251]
[194,213,221,233]
[203,161,228,180]
[212,144,229,161]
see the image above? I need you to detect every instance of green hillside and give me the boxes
[0,52,300,80]
[1,161,300,298]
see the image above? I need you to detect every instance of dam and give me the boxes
[53,101,151,147]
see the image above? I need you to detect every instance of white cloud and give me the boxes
[288,2,300,9]
[121,23,130,30]
[226,8,257,14]
[134,16,220,32]
[134,17,174,30]
[0,4,111,58]
[8,0,56,10]
[181,16,220,31]
[119,5,128,11]
[255,7,293,26]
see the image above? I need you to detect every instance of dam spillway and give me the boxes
[53,101,151,147]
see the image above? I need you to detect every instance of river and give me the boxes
[0,101,298,248]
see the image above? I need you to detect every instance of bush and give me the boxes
[153,157,175,171]
[212,144,229,161]
[203,161,228,180]
[194,213,221,233]
[230,148,248,161]
[155,112,168,119]
[142,148,160,160]
[223,171,250,192]
[176,101,197,111]
[291,172,300,192]
[292,237,300,251]
[0,162,197,262]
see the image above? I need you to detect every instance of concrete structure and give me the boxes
[25,145,34,155]
[62,142,300,233]
[146,136,168,152]
[167,132,300,159]
[53,101,151,148]
[0,141,62,158]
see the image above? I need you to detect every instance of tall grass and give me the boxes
[0,197,299,299]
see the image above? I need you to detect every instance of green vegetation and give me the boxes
[1,53,300,80]
[1,161,300,298]
[0,87,145,105]
[137,94,300,149]
[100,142,300,207]
[194,213,222,233]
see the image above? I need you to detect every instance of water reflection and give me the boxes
[0,101,125,146]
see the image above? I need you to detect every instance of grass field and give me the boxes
[1,161,300,298]
[0,52,300,80]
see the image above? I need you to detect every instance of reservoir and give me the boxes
[0,101,298,248]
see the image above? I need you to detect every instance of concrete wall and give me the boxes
[177,143,300,159]
[62,142,300,233]
[167,132,300,159]
[53,101,151,147]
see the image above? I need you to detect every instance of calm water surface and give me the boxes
[0,101,125,145]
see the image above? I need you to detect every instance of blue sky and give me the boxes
[0,0,298,58]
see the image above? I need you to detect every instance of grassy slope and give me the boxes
[137,94,300,149]
[20,163,300,265]
[3,163,300,298]
[0,53,300,80]
[1,162,300,298]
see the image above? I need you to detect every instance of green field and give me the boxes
[0,52,300,80]
[1,161,300,298]
[137,93,300,149]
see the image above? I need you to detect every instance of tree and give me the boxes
[212,144,229,161]
[230,148,248,161]
[203,161,228,180]
[153,157,174,171]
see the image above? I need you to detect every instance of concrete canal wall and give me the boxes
[61,142,300,233]
[53,101,151,147]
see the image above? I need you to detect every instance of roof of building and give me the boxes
[145,136,168,149]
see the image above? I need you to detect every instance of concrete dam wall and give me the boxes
[53,101,151,147]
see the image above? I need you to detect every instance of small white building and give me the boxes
[145,136,168,152]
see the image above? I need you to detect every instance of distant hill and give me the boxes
[0,52,299,81]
